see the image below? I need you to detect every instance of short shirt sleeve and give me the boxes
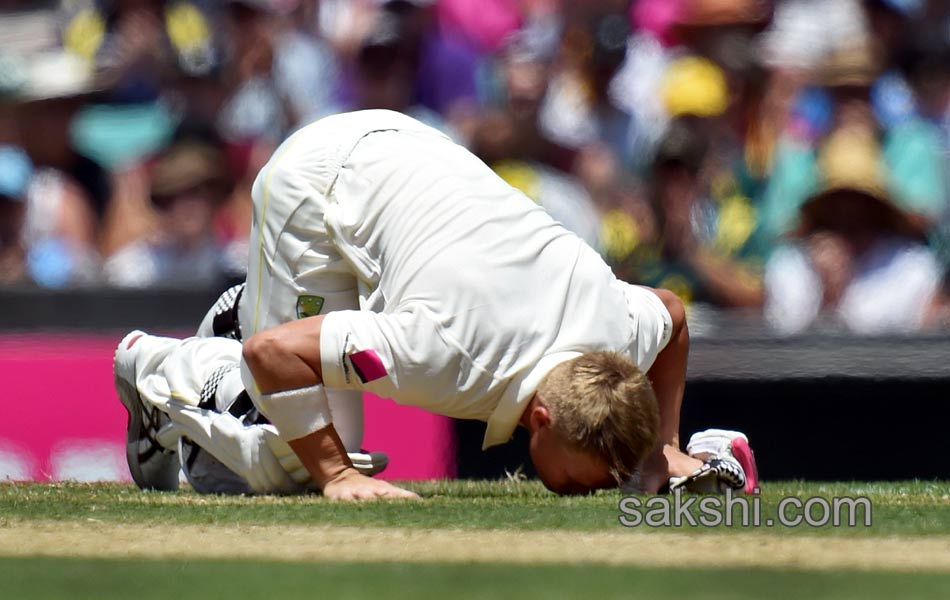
[319,307,458,405]
[622,284,674,372]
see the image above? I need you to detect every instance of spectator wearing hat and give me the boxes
[3,43,108,288]
[103,136,233,288]
[759,30,946,243]
[764,127,941,334]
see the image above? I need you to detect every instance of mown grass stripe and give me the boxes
[2,521,949,573]
[2,557,949,600]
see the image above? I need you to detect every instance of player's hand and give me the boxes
[322,468,419,501]
[638,444,702,494]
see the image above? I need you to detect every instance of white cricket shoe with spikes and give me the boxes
[114,331,182,491]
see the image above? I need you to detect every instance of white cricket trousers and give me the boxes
[133,334,317,494]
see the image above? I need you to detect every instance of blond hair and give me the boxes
[536,351,659,482]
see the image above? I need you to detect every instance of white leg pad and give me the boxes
[165,401,304,494]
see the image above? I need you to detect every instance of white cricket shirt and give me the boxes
[279,111,675,449]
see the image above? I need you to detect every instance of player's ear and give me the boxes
[529,403,552,431]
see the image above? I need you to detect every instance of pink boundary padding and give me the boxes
[363,394,456,481]
[0,334,455,482]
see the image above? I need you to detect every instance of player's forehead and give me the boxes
[557,453,615,495]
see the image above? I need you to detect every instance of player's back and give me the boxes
[246,110,668,426]
[325,122,636,395]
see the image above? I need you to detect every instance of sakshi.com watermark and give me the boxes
[618,489,872,528]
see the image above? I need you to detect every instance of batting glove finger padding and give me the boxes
[668,457,747,494]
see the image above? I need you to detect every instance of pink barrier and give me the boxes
[362,394,456,481]
[0,334,454,483]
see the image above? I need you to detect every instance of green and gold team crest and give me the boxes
[296,295,325,319]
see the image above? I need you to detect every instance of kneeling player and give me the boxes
[114,110,758,498]
[115,326,756,497]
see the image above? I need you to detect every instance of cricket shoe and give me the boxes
[114,331,182,491]
[669,429,759,494]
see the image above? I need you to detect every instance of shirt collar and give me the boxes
[482,351,582,449]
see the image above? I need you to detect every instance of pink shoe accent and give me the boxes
[730,437,760,494]
[125,333,144,350]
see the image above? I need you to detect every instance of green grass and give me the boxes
[1,557,948,600]
[2,481,948,599]
[2,480,948,536]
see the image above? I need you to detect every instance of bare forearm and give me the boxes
[636,288,704,490]
[242,316,350,485]
[289,414,418,499]
[644,288,690,448]
[239,308,417,499]
[647,318,688,447]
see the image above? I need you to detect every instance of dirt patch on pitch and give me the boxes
[1,521,948,572]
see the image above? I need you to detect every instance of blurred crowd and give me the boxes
[0,0,948,335]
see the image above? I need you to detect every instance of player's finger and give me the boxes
[396,487,420,499]
[382,485,419,499]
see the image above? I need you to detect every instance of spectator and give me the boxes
[539,6,640,186]
[58,1,198,171]
[764,127,941,334]
[760,37,946,242]
[62,0,216,101]
[103,134,232,288]
[332,0,481,141]
[9,50,105,288]
[349,9,449,134]
[472,29,601,248]
[472,27,573,170]
[405,0,482,136]
[605,119,767,310]
[216,0,291,145]
[271,0,342,129]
